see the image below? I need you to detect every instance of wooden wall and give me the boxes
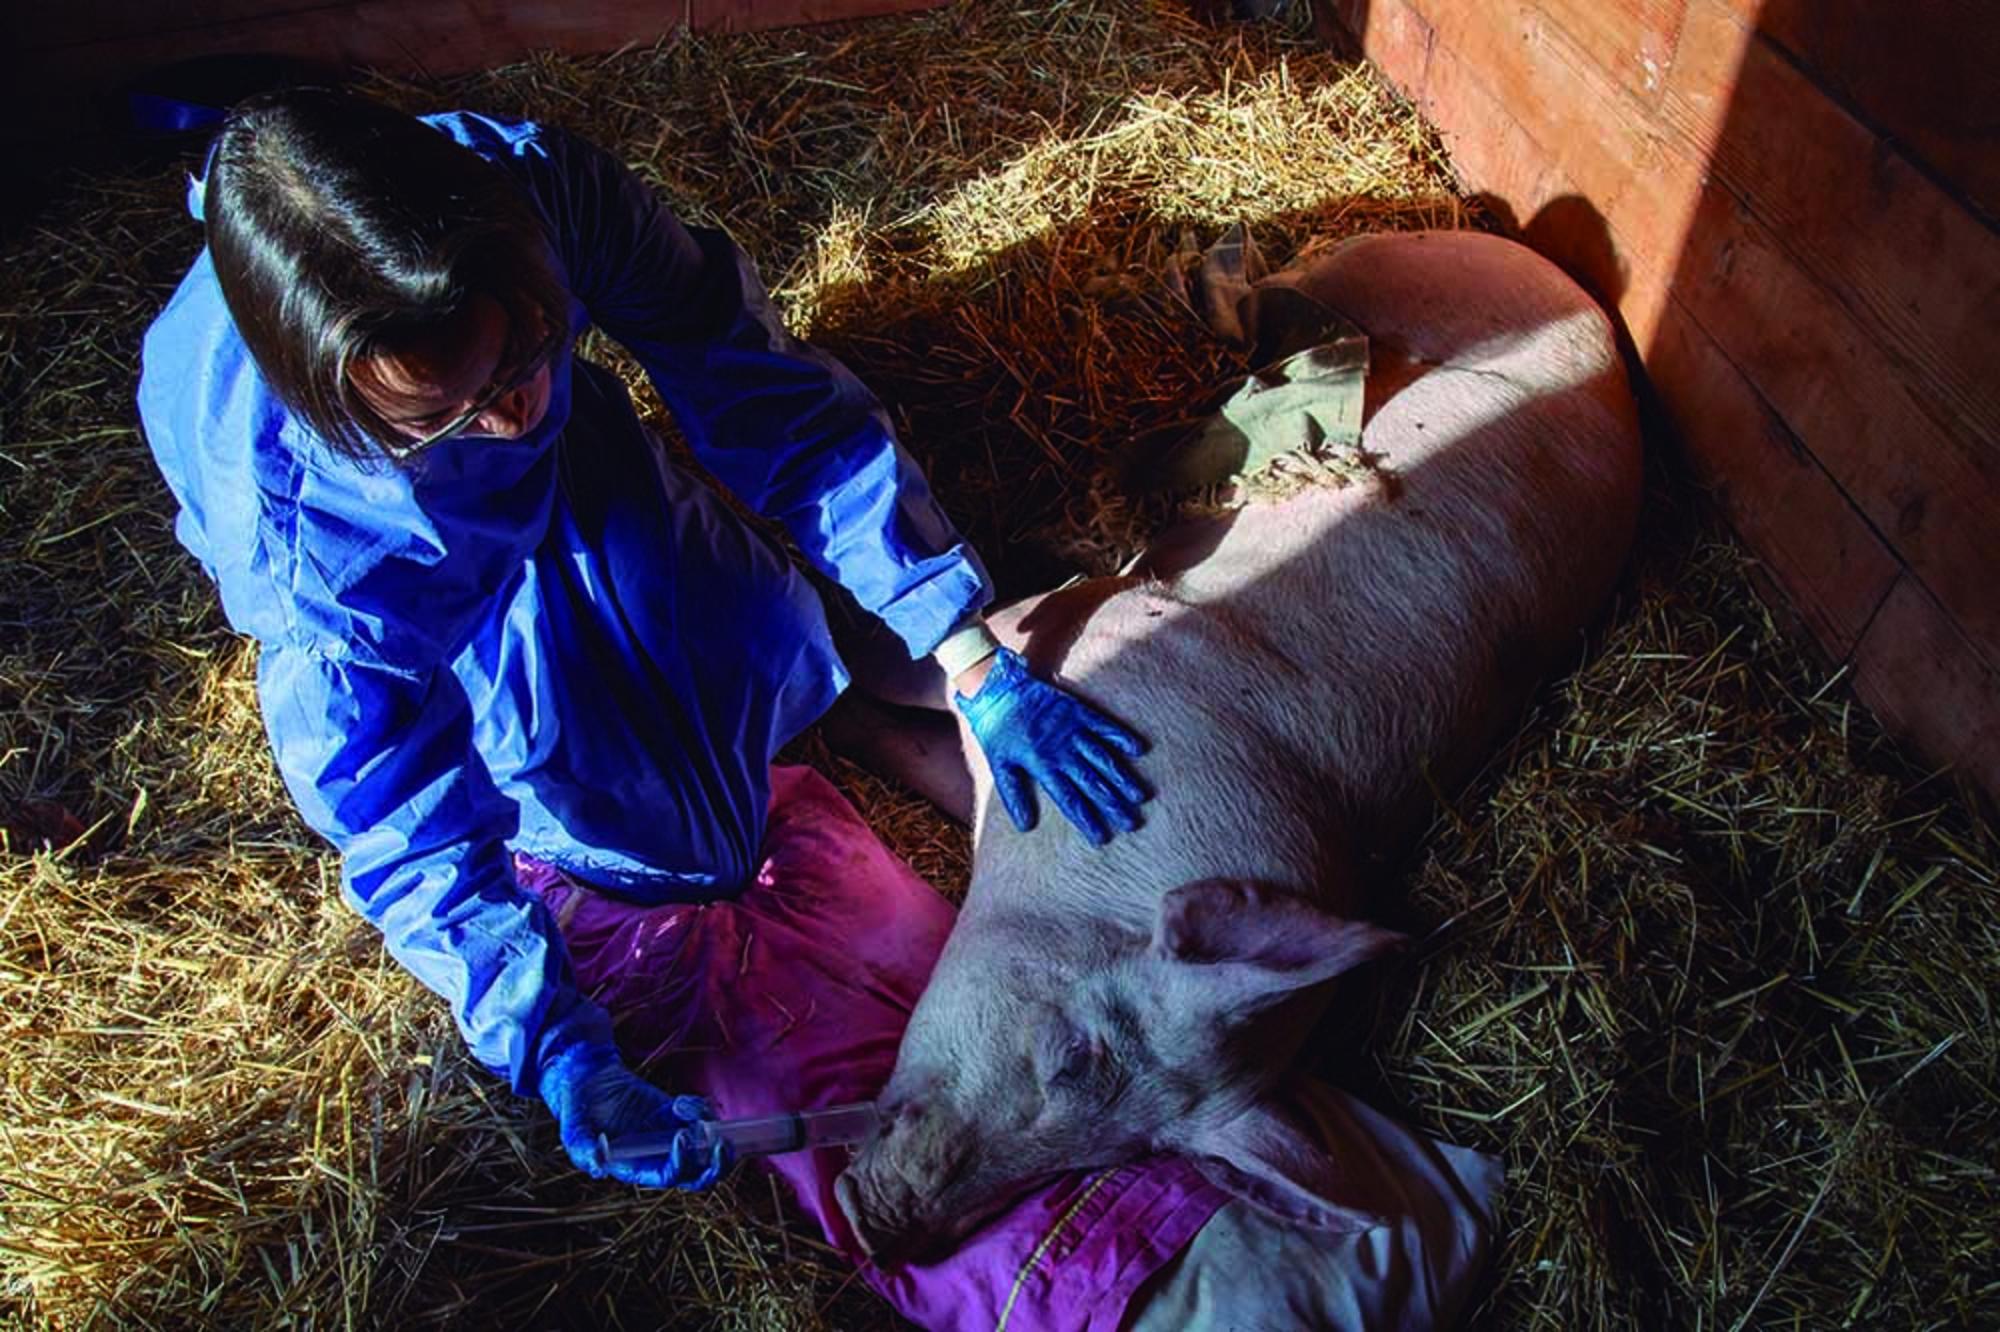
[1320,0,2000,808]
[2,1,944,157]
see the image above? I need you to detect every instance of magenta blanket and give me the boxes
[518,764,1226,1332]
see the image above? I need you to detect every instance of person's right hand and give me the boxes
[538,1044,729,1190]
[954,646,1150,845]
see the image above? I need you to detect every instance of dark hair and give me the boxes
[203,87,567,461]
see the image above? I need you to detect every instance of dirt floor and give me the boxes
[2,3,1995,1329]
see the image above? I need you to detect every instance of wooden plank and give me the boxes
[1851,573,2000,812]
[1371,0,2000,465]
[9,0,343,52]
[1649,300,1900,657]
[1365,0,2000,668]
[13,0,945,50]
[1661,0,2000,456]
[1755,0,2000,222]
[1340,0,2000,794]
[1394,26,1666,331]
[1664,141,2000,670]
[1414,34,1565,208]
[1344,0,1684,338]
[1326,0,1435,99]
[1513,0,1688,106]
[1382,0,1739,341]
[9,0,947,101]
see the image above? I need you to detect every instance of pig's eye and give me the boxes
[1034,1016,1098,1088]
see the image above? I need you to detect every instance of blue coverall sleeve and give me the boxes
[257,639,613,1095]
[536,130,994,658]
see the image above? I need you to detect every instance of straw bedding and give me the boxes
[2,2,1993,1328]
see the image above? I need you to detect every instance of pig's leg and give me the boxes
[814,585,1073,821]
[813,580,1107,825]
[816,578,956,713]
[818,692,975,825]
[804,572,982,818]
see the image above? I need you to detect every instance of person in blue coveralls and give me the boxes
[137,88,1150,1193]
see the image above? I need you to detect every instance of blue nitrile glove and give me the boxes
[538,1044,730,1190]
[954,646,1150,845]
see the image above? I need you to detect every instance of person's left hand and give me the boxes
[954,646,1150,845]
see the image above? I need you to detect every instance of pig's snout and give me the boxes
[835,1097,975,1264]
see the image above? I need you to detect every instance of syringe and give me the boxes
[600,1101,881,1163]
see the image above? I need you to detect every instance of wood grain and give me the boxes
[1330,0,2000,803]
[1649,299,1900,657]
[1853,572,2000,810]
[1662,2,2000,459]
[1666,177,2000,665]
[6,0,947,123]
[1756,0,2000,221]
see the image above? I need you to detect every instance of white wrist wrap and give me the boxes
[933,618,1002,679]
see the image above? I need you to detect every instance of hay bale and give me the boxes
[2,2,1992,1329]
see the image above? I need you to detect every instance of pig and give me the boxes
[833,230,1644,1264]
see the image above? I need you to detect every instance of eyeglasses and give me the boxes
[385,316,567,457]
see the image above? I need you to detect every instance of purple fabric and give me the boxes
[517,764,1225,1331]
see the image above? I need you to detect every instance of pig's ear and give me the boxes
[1153,879,1404,999]
[1180,1096,1387,1233]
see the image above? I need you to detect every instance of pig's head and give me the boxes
[834,878,1403,1263]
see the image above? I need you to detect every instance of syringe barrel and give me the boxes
[693,1113,807,1156]
[792,1101,880,1148]
[601,1101,880,1163]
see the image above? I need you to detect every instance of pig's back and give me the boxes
[1036,232,1641,865]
